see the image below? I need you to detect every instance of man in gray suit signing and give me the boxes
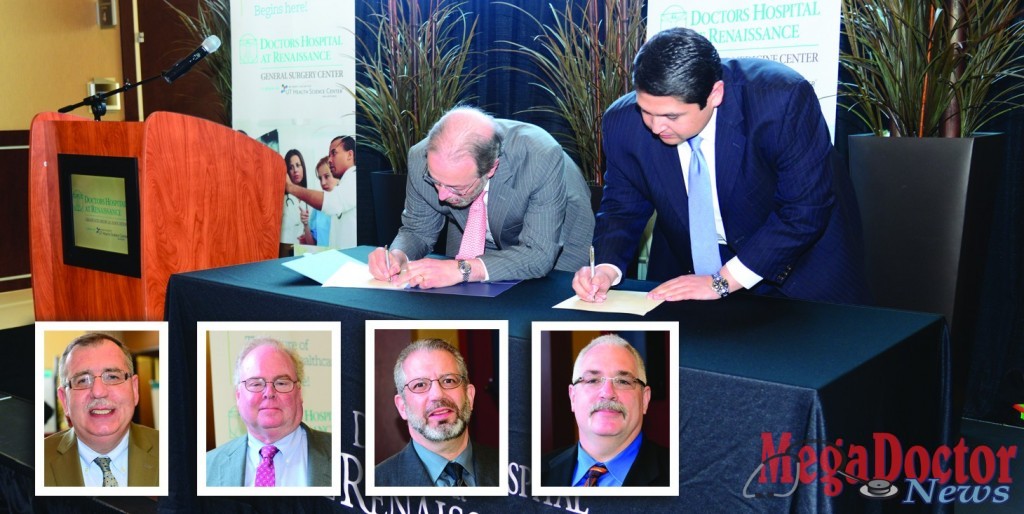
[368,105,594,288]
[206,338,332,487]
[376,339,498,487]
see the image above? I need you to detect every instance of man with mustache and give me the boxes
[541,334,670,486]
[43,333,159,487]
[367,105,594,289]
[206,338,332,487]
[376,338,499,486]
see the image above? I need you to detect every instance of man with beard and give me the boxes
[206,338,332,487]
[367,105,593,288]
[376,338,499,487]
[43,332,159,486]
[541,334,670,487]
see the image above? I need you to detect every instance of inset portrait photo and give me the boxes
[366,320,508,497]
[196,322,340,496]
[34,322,169,497]
[532,321,679,497]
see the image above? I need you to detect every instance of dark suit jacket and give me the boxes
[43,423,159,486]
[375,440,499,487]
[205,423,332,486]
[598,58,869,305]
[541,436,671,487]
[393,118,594,281]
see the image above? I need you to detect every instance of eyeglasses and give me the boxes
[572,375,647,391]
[403,373,466,394]
[422,171,483,197]
[240,377,298,393]
[66,371,131,390]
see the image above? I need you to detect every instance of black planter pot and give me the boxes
[849,134,1004,414]
[369,171,408,247]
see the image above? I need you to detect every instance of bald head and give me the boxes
[425,106,502,178]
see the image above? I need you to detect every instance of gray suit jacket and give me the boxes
[205,423,332,486]
[393,118,594,281]
[43,423,160,486]
[375,441,499,487]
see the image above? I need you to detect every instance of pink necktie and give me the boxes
[456,191,487,259]
[255,445,278,487]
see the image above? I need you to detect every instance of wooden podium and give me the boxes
[29,112,284,321]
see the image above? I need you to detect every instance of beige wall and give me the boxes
[2,0,125,130]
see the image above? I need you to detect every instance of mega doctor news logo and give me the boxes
[743,432,1018,505]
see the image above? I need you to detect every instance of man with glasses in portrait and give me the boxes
[206,338,332,487]
[43,332,159,487]
[541,334,670,487]
[368,105,594,289]
[376,339,498,487]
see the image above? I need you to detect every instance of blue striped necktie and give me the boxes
[687,135,722,275]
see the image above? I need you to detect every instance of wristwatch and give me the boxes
[457,259,471,283]
[710,272,730,298]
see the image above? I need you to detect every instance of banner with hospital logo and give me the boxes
[646,0,841,140]
[230,0,357,252]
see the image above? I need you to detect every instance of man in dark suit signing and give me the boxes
[368,105,594,288]
[376,339,499,487]
[206,338,332,487]
[43,333,159,487]
[541,334,669,487]
[574,27,868,305]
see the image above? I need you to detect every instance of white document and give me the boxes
[553,290,663,316]
[323,261,409,290]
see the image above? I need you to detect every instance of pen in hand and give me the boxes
[588,245,597,300]
[384,244,392,283]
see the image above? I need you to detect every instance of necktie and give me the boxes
[584,463,607,487]
[442,461,466,487]
[255,445,279,487]
[456,191,488,259]
[94,456,118,487]
[687,135,722,275]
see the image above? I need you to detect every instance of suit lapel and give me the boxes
[648,141,690,231]
[713,69,746,226]
[485,158,515,250]
[126,423,158,486]
[53,429,85,486]
[303,423,332,487]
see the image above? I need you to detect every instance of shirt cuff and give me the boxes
[477,258,491,282]
[725,257,762,290]
[598,264,623,286]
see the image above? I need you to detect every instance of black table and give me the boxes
[163,248,950,513]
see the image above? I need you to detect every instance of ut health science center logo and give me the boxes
[744,432,1018,506]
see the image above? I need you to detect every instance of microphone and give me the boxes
[162,35,222,84]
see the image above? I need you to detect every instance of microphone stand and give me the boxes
[58,73,166,121]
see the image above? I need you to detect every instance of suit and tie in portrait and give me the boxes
[205,422,332,487]
[204,337,335,488]
[42,332,162,488]
[44,423,159,486]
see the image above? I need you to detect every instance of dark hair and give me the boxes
[58,332,134,387]
[633,27,722,109]
[284,149,307,188]
[331,135,356,153]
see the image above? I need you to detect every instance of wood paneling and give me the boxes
[0,130,31,293]
[29,112,282,321]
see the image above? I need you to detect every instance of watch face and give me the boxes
[459,260,471,273]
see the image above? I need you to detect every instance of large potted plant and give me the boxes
[839,0,1024,408]
[496,0,645,193]
[352,0,482,245]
